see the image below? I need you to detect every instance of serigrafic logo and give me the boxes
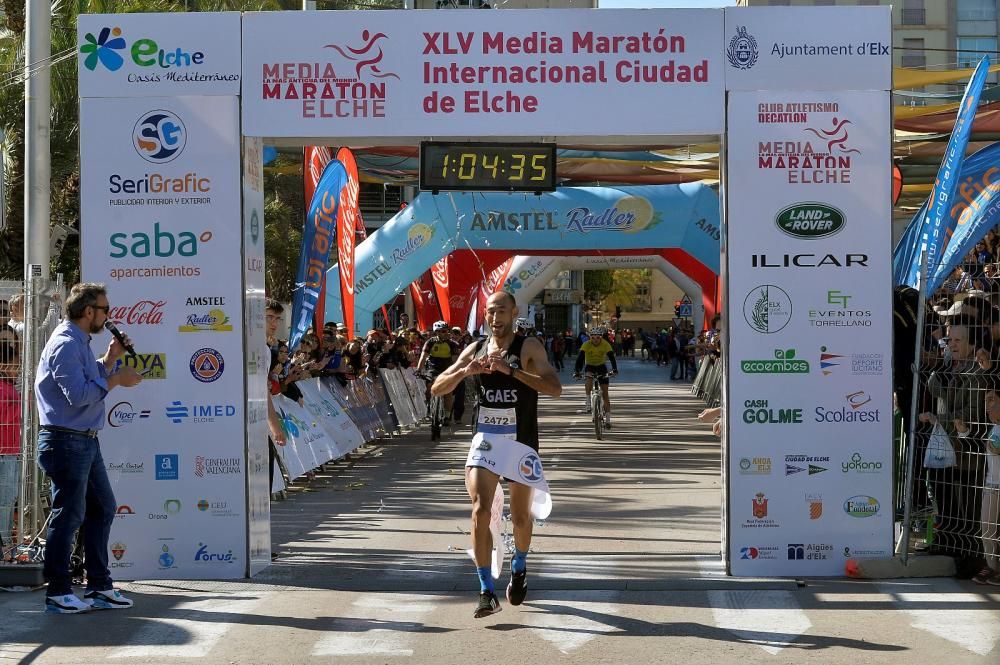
[518,453,543,483]
[743,285,792,334]
[133,110,186,164]
[727,26,758,70]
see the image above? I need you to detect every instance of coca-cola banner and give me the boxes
[80,95,248,580]
[408,270,441,331]
[433,250,510,331]
[336,148,361,336]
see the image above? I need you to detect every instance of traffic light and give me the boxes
[615,305,622,319]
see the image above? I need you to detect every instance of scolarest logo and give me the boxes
[133,111,186,163]
[80,26,206,72]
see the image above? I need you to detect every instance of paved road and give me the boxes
[2,358,998,663]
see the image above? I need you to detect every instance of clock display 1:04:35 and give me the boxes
[441,152,548,182]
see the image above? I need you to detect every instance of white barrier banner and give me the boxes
[298,379,366,459]
[80,95,245,580]
[725,90,893,576]
[241,9,724,139]
[274,394,327,479]
[78,12,242,98]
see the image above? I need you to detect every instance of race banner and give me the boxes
[289,160,347,352]
[903,56,991,288]
[725,90,893,576]
[304,146,333,336]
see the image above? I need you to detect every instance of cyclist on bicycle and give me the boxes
[574,327,618,429]
[417,321,460,425]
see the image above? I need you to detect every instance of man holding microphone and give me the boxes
[34,283,142,613]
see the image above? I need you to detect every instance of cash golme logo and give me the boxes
[133,110,186,164]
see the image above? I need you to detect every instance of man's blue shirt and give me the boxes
[34,321,110,431]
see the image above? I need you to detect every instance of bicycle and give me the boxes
[576,371,613,440]
[419,370,447,441]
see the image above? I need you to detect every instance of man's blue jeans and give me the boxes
[37,431,116,596]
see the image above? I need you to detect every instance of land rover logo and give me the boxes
[775,203,845,239]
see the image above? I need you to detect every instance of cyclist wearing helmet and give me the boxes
[574,326,618,429]
[418,321,461,424]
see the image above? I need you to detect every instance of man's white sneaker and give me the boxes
[85,588,134,610]
[45,594,93,614]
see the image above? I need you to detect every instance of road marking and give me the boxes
[110,594,269,659]
[877,580,1000,655]
[707,589,812,655]
[311,593,438,657]
[523,592,621,654]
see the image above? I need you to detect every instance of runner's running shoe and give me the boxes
[474,591,502,618]
[44,594,92,614]
[84,588,134,609]
[506,569,527,606]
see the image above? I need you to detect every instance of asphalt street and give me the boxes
[1,357,998,664]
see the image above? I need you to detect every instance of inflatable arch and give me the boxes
[498,254,706,333]
[324,183,721,333]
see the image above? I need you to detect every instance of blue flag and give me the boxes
[289,160,347,353]
[929,148,1000,293]
[893,140,1000,286]
[903,56,991,287]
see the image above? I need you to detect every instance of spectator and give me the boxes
[971,385,1000,585]
[0,339,19,559]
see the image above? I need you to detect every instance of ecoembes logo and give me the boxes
[740,349,809,374]
[775,203,844,239]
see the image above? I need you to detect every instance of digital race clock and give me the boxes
[419,142,557,193]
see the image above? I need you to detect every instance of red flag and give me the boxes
[433,250,510,330]
[477,256,515,331]
[409,271,442,331]
[431,256,451,324]
[336,148,361,337]
[305,146,333,338]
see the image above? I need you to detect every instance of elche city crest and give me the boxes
[752,492,768,519]
[727,26,758,70]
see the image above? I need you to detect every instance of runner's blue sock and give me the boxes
[511,548,528,575]
[477,566,494,593]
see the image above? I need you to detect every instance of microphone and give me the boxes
[104,320,137,357]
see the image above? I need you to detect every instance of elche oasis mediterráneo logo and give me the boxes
[740,348,809,374]
[80,26,206,72]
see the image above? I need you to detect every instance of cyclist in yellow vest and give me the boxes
[574,327,619,429]
[417,321,460,424]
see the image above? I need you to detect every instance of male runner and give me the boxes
[574,327,618,428]
[417,321,460,424]
[432,292,562,618]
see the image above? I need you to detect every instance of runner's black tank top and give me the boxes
[474,334,539,450]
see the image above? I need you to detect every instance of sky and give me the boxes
[598,0,738,7]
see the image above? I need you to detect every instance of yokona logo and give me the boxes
[727,26,758,70]
[742,285,792,334]
[841,452,883,474]
[740,348,809,374]
[133,110,186,164]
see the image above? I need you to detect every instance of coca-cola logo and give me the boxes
[108,300,166,326]
[432,258,449,289]
[449,295,465,308]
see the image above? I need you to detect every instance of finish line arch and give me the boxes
[499,254,707,333]
[322,183,721,331]
[76,6,894,580]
